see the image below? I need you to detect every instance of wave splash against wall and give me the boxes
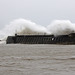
[0,18,75,40]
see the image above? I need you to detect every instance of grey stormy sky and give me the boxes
[0,0,75,29]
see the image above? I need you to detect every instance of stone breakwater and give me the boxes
[6,33,75,44]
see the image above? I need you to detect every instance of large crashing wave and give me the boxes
[47,20,75,36]
[0,18,75,40]
[0,19,50,40]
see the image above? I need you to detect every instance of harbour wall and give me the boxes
[6,33,75,44]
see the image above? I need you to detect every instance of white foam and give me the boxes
[47,20,75,36]
[0,19,75,41]
[0,18,51,40]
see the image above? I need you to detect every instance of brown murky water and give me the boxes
[0,44,75,75]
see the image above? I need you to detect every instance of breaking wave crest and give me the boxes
[0,18,75,40]
[47,20,75,36]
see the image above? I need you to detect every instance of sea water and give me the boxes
[0,44,75,75]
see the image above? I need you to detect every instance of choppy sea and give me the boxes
[0,44,75,75]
